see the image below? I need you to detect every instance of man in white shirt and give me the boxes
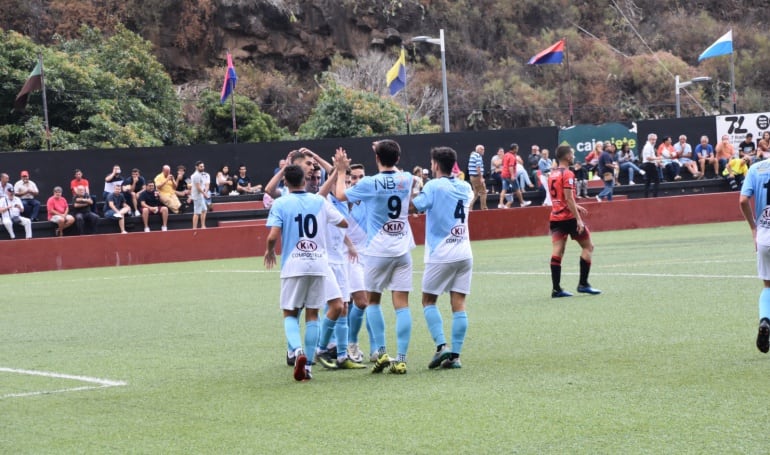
[0,187,32,239]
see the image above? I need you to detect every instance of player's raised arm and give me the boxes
[333,148,351,202]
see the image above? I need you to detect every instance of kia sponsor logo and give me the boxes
[451,225,466,237]
[383,221,405,233]
[296,240,318,252]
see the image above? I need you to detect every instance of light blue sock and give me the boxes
[365,304,386,353]
[451,311,468,355]
[334,316,349,361]
[318,315,336,350]
[760,288,770,321]
[395,307,412,359]
[423,305,446,347]
[365,314,375,353]
[348,305,365,344]
[284,316,302,353]
[305,320,319,364]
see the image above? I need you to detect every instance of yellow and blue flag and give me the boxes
[386,48,406,96]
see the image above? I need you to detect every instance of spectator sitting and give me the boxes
[693,135,718,178]
[617,143,645,184]
[515,155,535,192]
[235,164,260,194]
[674,135,700,179]
[723,156,751,190]
[104,184,131,234]
[174,165,191,213]
[758,139,769,160]
[421,167,430,183]
[121,168,146,216]
[14,170,41,221]
[0,173,12,194]
[154,165,182,214]
[715,134,735,174]
[527,144,541,182]
[489,147,503,194]
[1,187,32,239]
[657,136,682,181]
[584,143,602,177]
[139,181,168,232]
[69,169,90,196]
[216,164,235,195]
[573,162,589,198]
[71,185,99,235]
[537,148,553,206]
[46,186,75,236]
[103,165,124,211]
[738,133,757,163]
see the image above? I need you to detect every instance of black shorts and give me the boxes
[550,218,590,241]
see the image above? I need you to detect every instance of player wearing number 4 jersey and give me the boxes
[265,165,348,382]
[334,140,414,374]
[548,145,601,298]
[412,146,473,369]
[739,158,770,353]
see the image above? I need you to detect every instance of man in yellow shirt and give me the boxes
[723,156,751,190]
[154,165,182,214]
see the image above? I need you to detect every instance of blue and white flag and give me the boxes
[698,30,733,62]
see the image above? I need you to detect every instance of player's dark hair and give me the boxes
[288,150,309,164]
[283,165,305,188]
[350,163,365,172]
[374,140,401,167]
[431,146,457,175]
[555,145,573,162]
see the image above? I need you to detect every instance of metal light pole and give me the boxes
[675,75,711,118]
[412,29,450,133]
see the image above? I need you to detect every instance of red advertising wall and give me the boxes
[1,193,743,275]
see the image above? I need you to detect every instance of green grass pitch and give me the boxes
[1,221,768,453]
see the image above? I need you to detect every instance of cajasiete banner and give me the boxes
[558,122,638,163]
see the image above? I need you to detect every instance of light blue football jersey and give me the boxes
[344,170,414,257]
[412,176,474,263]
[742,159,770,246]
[266,191,344,277]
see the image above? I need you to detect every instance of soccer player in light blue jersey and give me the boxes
[265,165,348,381]
[739,157,770,353]
[412,146,473,369]
[334,140,414,375]
[314,167,366,370]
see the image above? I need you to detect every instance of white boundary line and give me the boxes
[0,367,127,399]
[206,269,758,279]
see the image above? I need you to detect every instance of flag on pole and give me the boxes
[527,39,565,65]
[220,53,238,104]
[698,30,733,62]
[386,48,406,96]
[14,61,43,111]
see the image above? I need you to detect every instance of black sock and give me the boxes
[449,353,459,360]
[436,343,446,352]
[550,256,562,290]
[579,257,591,286]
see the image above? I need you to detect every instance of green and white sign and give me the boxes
[558,122,638,163]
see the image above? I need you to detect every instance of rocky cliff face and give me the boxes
[154,0,430,82]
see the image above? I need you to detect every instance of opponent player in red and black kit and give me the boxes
[548,145,602,298]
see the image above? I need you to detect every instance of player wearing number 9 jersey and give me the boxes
[334,140,414,374]
[739,158,770,353]
[412,146,473,369]
[547,145,601,299]
[265,165,348,381]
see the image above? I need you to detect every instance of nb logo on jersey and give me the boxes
[383,220,405,233]
[296,240,318,252]
[450,225,466,237]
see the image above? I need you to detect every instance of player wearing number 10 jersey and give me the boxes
[265,165,348,381]
[412,146,473,369]
[547,145,601,299]
[334,140,414,374]
[739,158,770,353]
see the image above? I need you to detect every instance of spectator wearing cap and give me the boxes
[421,167,431,183]
[0,187,32,239]
[14,170,40,221]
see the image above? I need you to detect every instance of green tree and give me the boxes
[196,90,287,144]
[297,77,438,139]
[0,25,188,151]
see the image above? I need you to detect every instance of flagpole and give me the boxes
[730,50,736,114]
[402,47,410,135]
[38,53,51,151]
[564,39,574,126]
[227,50,237,144]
